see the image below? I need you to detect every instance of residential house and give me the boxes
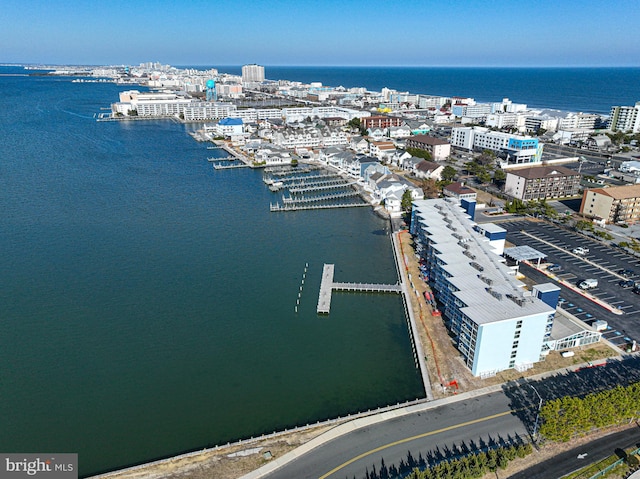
[350,136,369,153]
[388,125,412,138]
[367,128,387,141]
[443,182,477,201]
[369,141,396,161]
[254,146,292,165]
[414,160,444,181]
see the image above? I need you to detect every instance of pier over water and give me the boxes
[317,263,402,314]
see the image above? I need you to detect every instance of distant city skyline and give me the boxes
[2,0,640,67]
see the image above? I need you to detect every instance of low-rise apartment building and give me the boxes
[405,134,451,161]
[580,184,640,224]
[361,115,404,130]
[504,165,581,200]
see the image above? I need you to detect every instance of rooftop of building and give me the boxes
[444,181,476,196]
[587,184,640,200]
[506,164,579,179]
[412,198,554,325]
[408,134,449,146]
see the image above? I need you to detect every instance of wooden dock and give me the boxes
[317,263,402,314]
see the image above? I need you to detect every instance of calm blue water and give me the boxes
[212,66,640,114]
[2,64,637,476]
[0,67,422,476]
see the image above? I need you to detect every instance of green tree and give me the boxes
[348,117,361,130]
[493,168,506,184]
[401,189,414,212]
[441,165,457,182]
[407,147,433,161]
[476,167,492,184]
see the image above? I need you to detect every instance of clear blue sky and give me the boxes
[2,0,639,67]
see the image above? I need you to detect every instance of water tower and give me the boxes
[206,79,217,101]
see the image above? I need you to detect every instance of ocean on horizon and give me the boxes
[203,66,640,115]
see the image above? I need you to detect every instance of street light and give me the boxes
[529,383,543,442]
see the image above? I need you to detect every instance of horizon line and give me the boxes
[3,62,640,69]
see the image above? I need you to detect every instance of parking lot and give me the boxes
[501,219,640,350]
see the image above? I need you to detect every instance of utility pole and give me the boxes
[529,383,543,442]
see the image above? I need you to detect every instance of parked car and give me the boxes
[619,279,635,289]
[547,264,562,272]
[573,247,590,255]
[618,269,635,277]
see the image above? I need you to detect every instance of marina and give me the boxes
[317,264,402,314]
[282,191,359,204]
[288,180,356,194]
[270,202,368,212]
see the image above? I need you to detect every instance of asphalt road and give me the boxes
[263,391,529,479]
[509,426,640,479]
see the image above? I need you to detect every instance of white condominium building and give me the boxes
[608,102,640,133]
[182,103,238,121]
[558,112,599,130]
[410,198,557,377]
[241,64,265,83]
[112,90,192,117]
[450,126,543,166]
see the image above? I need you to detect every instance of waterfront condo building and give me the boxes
[410,198,557,377]
[405,134,452,161]
[608,102,640,133]
[241,64,265,83]
[112,90,192,117]
[580,184,640,225]
[504,165,581,201]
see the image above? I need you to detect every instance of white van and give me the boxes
[579,278,598,289]
[573,247,590,255]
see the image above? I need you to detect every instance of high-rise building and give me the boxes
[241,64,265,83]
[608,102,640,133]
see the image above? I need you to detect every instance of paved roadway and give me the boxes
[248,356,640,479]
[261,390,529,479]
[509,426,640,479]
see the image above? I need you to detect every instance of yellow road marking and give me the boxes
[318,410,512,478]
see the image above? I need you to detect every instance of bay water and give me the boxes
[2,64,638,476]
[0,68,422,476]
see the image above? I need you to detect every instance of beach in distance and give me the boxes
[0,64,639,477]
[210,66,640,114]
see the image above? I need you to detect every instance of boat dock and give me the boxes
[317,263,402,314]
[270,202,368,212]
[282,191,358,204]
[288,181,356,194]
[213,163,250,170]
